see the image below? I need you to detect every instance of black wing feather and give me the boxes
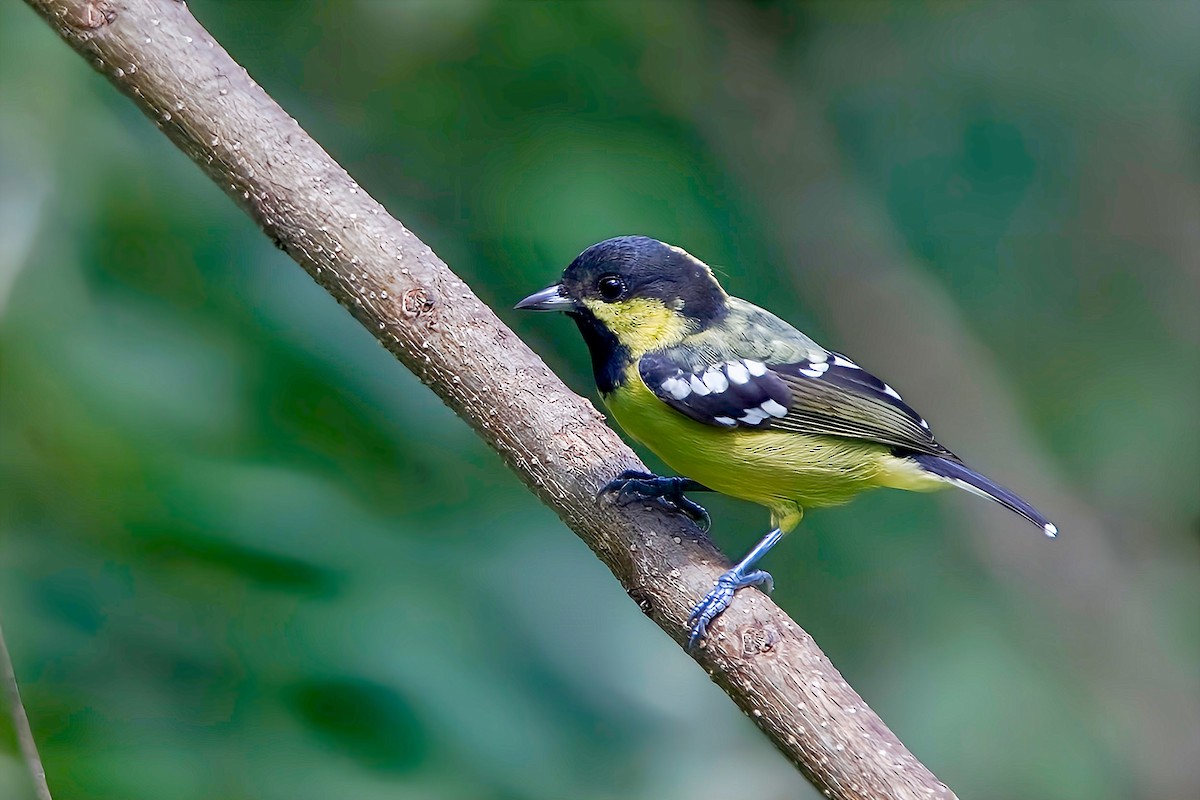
[639,348,956,459]
[638,353,790,429]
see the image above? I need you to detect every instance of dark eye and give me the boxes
[596,274,626,301]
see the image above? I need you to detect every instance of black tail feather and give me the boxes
[912,454,1058,538]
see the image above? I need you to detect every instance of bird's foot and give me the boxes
[687,567,774,649]
[601,470,711,531]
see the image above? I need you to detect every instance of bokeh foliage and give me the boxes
[1,2,1197,799]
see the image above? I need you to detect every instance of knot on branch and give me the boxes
[741,624,779,656]
[401,286,436,317]
[626,585,654,615]
[63,0,116,31]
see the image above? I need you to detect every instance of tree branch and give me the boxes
[1,620,52,800]
[21,1,957,797]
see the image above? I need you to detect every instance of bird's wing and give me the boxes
[638,346,956,459]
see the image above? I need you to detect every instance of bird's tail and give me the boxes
[912,454,1058,538]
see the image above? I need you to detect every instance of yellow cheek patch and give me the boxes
[583,298,691,356]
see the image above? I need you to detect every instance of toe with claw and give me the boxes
[687,567,773,648]
[600,470,711,531]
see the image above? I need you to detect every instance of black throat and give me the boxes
[569,311,630,396]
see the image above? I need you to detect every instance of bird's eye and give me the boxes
[596,274,626,302]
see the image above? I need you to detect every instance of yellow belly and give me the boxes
[603,374,943,529]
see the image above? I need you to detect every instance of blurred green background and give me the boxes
[2,1,1198,798]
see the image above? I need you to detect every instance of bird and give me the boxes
[516,235,1056,647]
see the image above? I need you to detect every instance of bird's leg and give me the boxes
[688,527,784,648]
[601,470,712,531]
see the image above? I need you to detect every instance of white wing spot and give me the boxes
[760,399,788,418]
[1043,523,1058,538]
[745,359,768,377]
[799,361,830,378]
[882,384,903,400]
[919,418,931,430]
[714,416,737,427]
[739,408,768,425]
[725,361,750,384]
[703,367,729,393]
[831,354,859,369]
[688,374,711,396]
[662,376,690,400]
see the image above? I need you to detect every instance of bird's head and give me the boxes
[516,236,727,357]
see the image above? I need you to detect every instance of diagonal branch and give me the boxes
[1,620,53,800]
[21,1,957,797]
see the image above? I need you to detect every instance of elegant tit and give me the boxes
[518,236,1056,646]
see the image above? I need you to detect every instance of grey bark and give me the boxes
[1,621,52,800]
[20,1,959,797]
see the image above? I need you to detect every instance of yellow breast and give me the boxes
[603,368,928,519]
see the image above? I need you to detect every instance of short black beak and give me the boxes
[515,284,576,312]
